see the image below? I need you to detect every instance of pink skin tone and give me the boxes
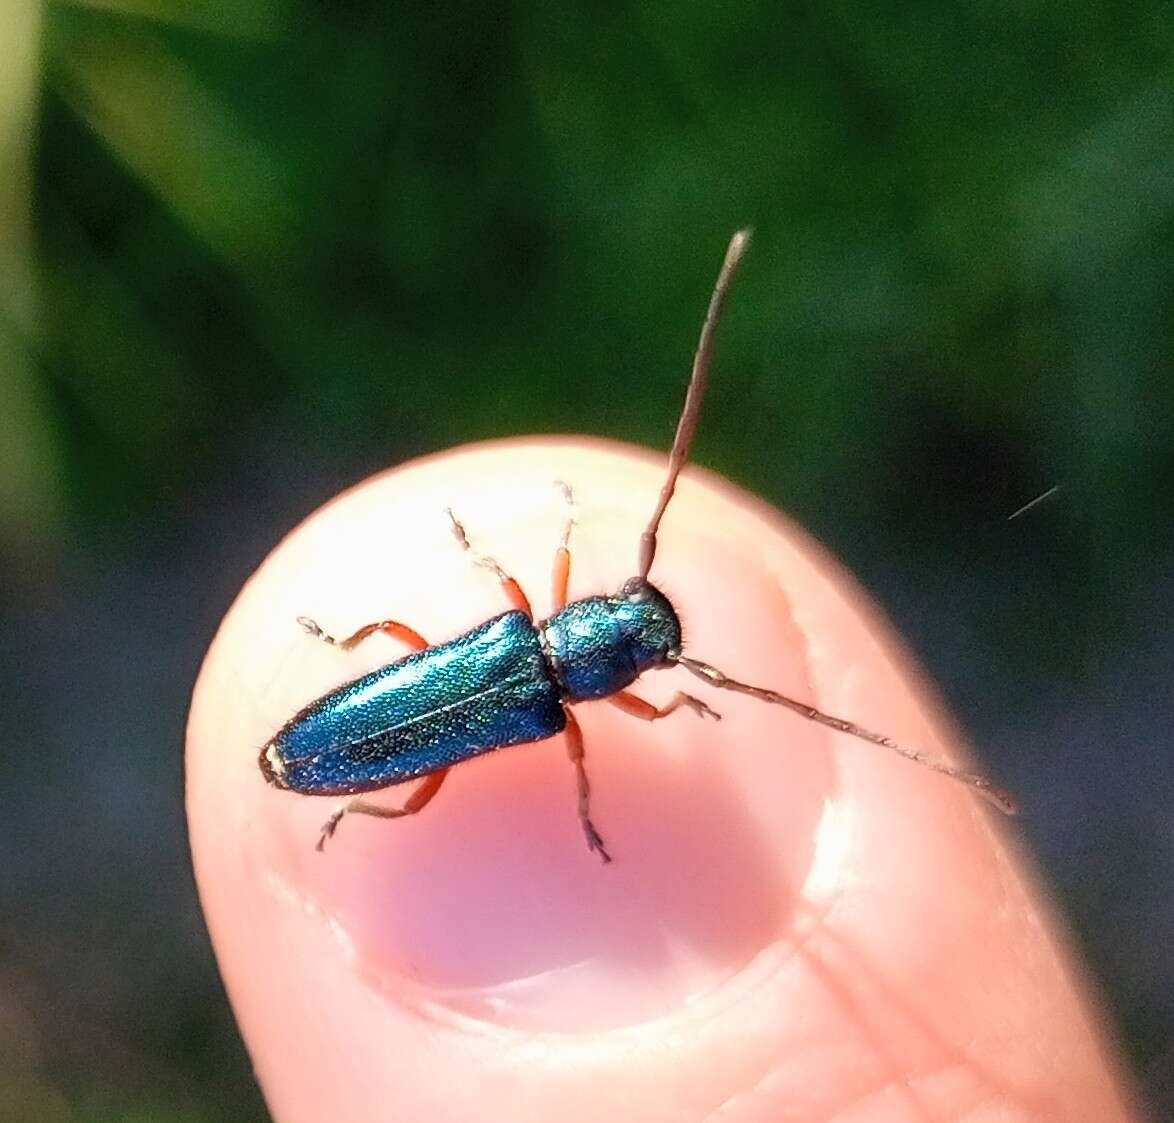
[187,440,1139,1123]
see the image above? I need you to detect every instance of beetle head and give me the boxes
[613,577,681,671]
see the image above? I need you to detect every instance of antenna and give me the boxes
[673,654,1018,814]
[636,229,752,581]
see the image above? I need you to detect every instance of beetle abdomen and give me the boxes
[261,611,565,795]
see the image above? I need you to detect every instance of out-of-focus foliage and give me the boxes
[22,0,1174,558]
[1,0,61,547]
[3,1,1173,1119]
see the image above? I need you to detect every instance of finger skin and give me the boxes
[187,439,1139,1123]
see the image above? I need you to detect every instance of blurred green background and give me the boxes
[2,1,1173,1119]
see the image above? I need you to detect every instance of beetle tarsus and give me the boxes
[298,615,334,643]
[610,689,721,723]
[446,508,534,617]
[680,693,721,721]
[316,808,345,851]
[583,819,612,864]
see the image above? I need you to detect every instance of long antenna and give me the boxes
[674,654,1018,814]
[637,228,753,581]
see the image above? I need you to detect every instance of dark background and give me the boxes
[2,2,1172,1119]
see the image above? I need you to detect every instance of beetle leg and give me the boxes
[446,508,534,618]
[550,480,575,612]
[316,769,449,851]
[563,709,611,863]
[609,689,721,722]
[297,616,429,652]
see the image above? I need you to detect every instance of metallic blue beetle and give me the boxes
[261,232,1015,860]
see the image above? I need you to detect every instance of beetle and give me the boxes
[260,230,1016,860]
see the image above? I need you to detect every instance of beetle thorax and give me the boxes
[539,580,681,702]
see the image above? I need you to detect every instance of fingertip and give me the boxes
[188,438,1135,1123]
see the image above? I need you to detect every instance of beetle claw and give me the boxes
[316,809,344,852]
[683,695,721,722]
[583,820,612,863]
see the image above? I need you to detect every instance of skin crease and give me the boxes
[187,439,1141,1123]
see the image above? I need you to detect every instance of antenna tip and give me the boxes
[728,228,753,258]
[975,777,1019,816]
